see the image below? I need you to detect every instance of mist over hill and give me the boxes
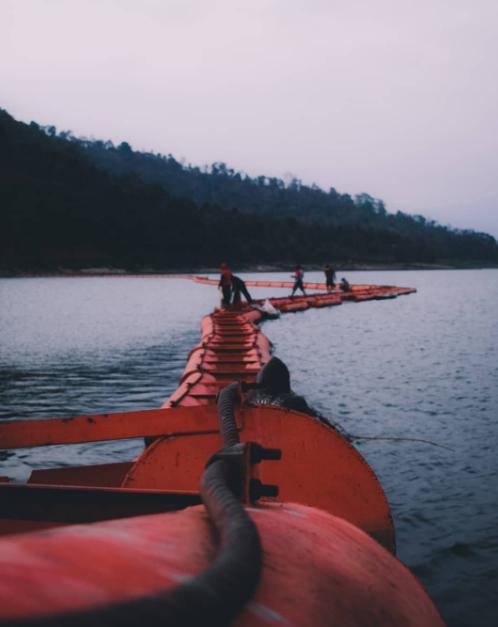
[1,108,497,272]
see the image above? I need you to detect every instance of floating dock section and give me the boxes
[0,278,445,627]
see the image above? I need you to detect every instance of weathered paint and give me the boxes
[122,405,395,552]
[0,503,443,626]
[0,406,219,449]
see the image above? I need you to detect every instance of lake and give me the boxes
[1,270,497,626]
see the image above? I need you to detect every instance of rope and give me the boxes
[348,434,454,451]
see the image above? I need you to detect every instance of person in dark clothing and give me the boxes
[218,262,233,306]
[340,277,351,292]
[232,275,253,304]
[324,264,336,291]
[245,356,317,416]
[291,266,306,296]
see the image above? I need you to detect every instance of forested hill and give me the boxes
[1,108,497,272]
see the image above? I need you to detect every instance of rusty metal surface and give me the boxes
[122,405,396,553]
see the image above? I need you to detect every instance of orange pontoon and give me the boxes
[0,279,445,626]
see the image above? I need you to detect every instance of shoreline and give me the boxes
[1,261,497,278]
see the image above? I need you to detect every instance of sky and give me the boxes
[1,0,498,237]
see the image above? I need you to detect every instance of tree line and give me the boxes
[1,108,497,272]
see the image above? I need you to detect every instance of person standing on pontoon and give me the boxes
[291,265,306,296]
[324,264,336,292]
[218,262,233,306]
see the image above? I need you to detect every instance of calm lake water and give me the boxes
[1,270,497,626]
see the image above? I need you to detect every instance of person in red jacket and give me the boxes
[291,265,306,296]
[218,262,233,306]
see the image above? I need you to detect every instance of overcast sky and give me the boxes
[2,0,498,237]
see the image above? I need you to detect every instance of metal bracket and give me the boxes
[205,441,281,503]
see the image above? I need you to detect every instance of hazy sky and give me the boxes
[2,0,498,237]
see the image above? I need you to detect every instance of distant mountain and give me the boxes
[1,108,497,272]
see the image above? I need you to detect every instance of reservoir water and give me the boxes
[1,270,497,626]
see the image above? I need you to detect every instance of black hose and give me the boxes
[217,382,241,447]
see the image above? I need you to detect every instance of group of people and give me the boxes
[291,264,350,295]
[218,262,351,307]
